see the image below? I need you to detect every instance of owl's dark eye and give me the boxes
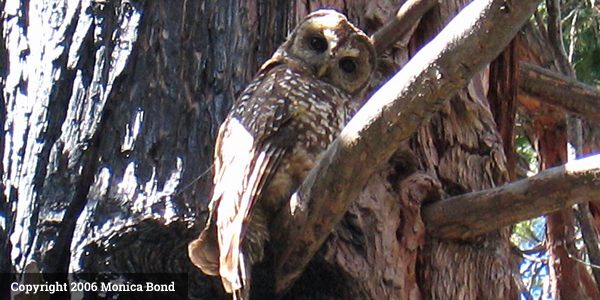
[309,36,328,52]
[339,58,357,73]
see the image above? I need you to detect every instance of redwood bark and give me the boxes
[489,41,518,181]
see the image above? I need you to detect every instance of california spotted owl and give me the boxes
[189,9,376,299]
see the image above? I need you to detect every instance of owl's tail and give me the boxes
[219,244,251,299]
[231,251,251,300]
[219,211,252,299]
[188,222,219,276]
[189,218,251,300]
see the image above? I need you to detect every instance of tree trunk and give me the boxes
[407,2,514,298]
[1,0,557,299]
[2,1,279,299]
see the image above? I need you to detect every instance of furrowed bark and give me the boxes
[272,0,544,295]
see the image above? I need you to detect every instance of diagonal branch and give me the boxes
[422,153,600,239]
[272,0,545,296]
[371,0,438,54]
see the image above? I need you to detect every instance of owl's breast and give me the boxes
[260,92,351,216]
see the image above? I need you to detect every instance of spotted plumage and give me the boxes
[188,9,376,299]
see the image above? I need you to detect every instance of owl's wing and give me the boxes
[214,131,285,296]
[189,63,293,295]
[216,65,294,295]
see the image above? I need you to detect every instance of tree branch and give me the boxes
[422,153,600,239]
[371,0,438,54]
[272,0,544,296]
[545,0,575,76]
[574,203,600,288]
[518,62,600,124]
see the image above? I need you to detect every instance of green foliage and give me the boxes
[534,0,600,84]
[564,4,600,84]
[511,216,546,249]
[513,134,546,299]
[511,134,544,250]
[516,135,539,175]
[512,134,542,247]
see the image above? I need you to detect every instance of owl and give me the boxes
[188,9,376,299]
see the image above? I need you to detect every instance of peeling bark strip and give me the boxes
[272,0,544,295]
[519,62,600,124]
[422,153,600,239]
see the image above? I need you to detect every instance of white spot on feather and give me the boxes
[323,28,339,49]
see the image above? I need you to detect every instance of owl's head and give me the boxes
[273,9,376,95]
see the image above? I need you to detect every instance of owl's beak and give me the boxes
[316,64,329,78]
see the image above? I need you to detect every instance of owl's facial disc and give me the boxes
[280,9,376,94]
